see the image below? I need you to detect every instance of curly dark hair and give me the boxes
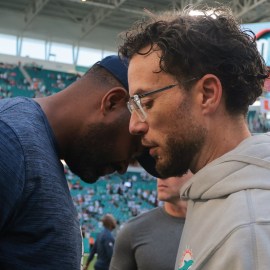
[119,5,268,115]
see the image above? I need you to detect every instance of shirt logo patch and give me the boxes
[178,248,194,270]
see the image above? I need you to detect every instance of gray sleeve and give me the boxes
[109,224,137,270]
[204,225,270,270]
[175,224,270,270]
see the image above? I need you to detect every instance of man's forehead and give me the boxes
[128,53,176,96]
[128,52,164,95]
[129,49,161,72]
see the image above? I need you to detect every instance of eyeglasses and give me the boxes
[127,84,177,122]
[127,78,198,122]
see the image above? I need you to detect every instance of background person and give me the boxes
[84,214,117,270]
[109,172,192,270]
[119,5,270,270]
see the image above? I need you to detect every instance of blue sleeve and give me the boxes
[0,120,25,231]
[86,241,97,264]
[103,233,114,260]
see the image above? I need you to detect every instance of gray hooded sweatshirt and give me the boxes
[175,133,270,270]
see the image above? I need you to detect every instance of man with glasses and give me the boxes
[119,5,270,270]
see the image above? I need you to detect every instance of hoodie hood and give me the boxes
[181,133,270,200]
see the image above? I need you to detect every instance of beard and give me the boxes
[156,128,206,178]
[155,96,207,178]
[64,117,129,183]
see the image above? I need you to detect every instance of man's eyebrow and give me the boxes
[132,88,151,96]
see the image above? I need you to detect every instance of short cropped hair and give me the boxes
[119,5,268,115]
[83,63,123,90]
[101,214,117,230]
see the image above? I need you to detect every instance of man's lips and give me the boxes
[158,184,168,188]
[142,143,158,156]
[141,139,157,149]
[149,147,161,161]
[141,140,159,159]
[149,147,156,157]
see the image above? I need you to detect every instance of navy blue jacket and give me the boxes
[0,98,82,270]
[87,228,115,270]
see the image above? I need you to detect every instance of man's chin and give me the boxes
[69,164,119,183]
[155,159,170,178]
[73,168,100,184]
[67,163,103,183]
[79,167,114,183]
[156,161,184,179]
[79,174,100,184]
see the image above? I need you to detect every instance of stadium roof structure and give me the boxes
[0,0,270,51]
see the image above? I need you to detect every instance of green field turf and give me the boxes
[83,254,96,270]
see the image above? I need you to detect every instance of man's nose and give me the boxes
[129,112,148,136]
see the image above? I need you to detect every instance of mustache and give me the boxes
[141,138,156,148]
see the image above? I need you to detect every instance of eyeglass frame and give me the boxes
[127,77,198,122]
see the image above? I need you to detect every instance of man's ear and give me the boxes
[100,87,128,115]
[196,74,223,115]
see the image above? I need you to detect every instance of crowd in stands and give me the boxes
[65,166,158,240]
[0,61,80,99]
[24,62,81,96]
[0,62,27,98]
[248,110,270,133]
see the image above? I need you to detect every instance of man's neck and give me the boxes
[191,116,251,173]
[164,201,186,218]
